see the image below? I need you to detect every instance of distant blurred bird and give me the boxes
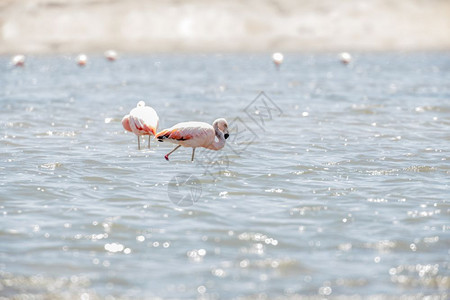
[104,50,118,61]
[12,55,25,67]
[122,101,159,150]
[339,52,352,65]
[77,54,88,66]
[272,52,283,70]
[156,118,229,161]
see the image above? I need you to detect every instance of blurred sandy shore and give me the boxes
[1,0,449,54]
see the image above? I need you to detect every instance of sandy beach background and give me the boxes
[0,0,449,54]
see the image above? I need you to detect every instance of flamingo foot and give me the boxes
[164,154,169,161]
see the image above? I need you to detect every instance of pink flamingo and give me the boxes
[156,118,229,161]
[122,101,159,150]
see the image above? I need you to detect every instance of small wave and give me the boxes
[414,105,450,113]
[290,205,328,216]
[35,130,79,137]
[403,165,437,173]
[82,176,112,183]
[350,104,384,115]
[104,117,122,123]
[246,258,306,274]
[39,162,63,170]
[366,169,399,176]
[265,188,283,193]
[389,264,449,290]
[0,272,92,298]
[238,232,278,246]
[4,121,32,128]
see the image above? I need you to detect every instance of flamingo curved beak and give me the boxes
[224,133,229,139]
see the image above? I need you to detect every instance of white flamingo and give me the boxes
[104,50,118,61]
[12,55,25,67]
[122,101,159,150]
[77,54,88,66]
[156,118,229,161]
[272,52,283,70]
[339,52,352,65]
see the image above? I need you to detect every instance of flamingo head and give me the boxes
[137,101,145,107]
[214,118,229,139]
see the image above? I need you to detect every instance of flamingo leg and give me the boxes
[191,148,196,161]
[165,145,181,161]
[137,135,141,150]
[148,136,151,149]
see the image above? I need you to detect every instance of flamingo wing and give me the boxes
[156,122,213,147]
[129,106,158,135]
[122,115,132,132]
[156,128,193,141]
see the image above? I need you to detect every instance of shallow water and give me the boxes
[1,53,449,299]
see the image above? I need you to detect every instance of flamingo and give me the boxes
[339,52,352,65]
[12,55,25,67]
[272,52,283,70]
[122,101,159,150]
[156,118,229,161]
[104,50,118,61]
[77,54,88,66]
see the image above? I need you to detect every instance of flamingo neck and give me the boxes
[209,122,226,150]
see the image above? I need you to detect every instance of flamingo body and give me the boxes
[105,50,118,61]
[156,118,229,161]
[272,52,283,69]
[12,55,25,67]
[339,52,352,65]
[77,54,88,66]
[122,101,159,149]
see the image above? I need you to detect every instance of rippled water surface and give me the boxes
[1,53,449,299]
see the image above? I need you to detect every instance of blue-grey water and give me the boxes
[1,53,449,299]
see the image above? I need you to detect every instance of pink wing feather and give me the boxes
[122,115,132,132]
[128,106,158,135]
[156,122,214,147]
